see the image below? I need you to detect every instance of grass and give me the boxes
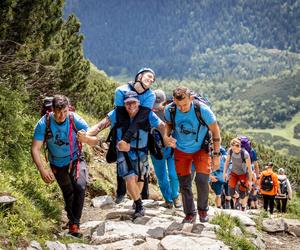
[211,212,256,250]
[246,112,300,147]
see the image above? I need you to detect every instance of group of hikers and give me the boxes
[31,67,293,238]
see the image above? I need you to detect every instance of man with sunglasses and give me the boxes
[223,138,253,211]
[164,86,221,223]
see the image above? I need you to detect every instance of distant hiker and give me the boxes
[276,168,292,213]
[259,162,279,214]
[150,89,181,209]
[223,138,253,212]
[31,95,89,237]
[247,172,259,209]
[238,136,260,177]
[78,91,164,220]
[164,86,221,223]
[210,146,227,208]
[114,67,156,203]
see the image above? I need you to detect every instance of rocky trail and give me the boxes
[26,195,300,250]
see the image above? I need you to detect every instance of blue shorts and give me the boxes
[117,154,149,179]
[211,181,223,196]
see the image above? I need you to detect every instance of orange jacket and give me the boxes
[259,169,279,196]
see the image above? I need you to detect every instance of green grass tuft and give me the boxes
[211,212,257,250]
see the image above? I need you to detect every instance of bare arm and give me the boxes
[87,116,111,136]
[246,158,253,182]
[208,122,221,171]
[157,121,166,138]
[31,140,54,184]
[163,122,176,148]
[253,161,259,177]
[223,155,230,181]
[78,116,111,146]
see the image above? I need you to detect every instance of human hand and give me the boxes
[40,168,54,184]
[77,129,87,143]
[223,173,228,182]
[163,135,177,148]
[117,140,130,152]
[210,175,218,182]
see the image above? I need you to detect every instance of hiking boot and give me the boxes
[161,201,173,209]
[225,201,231,209]
[173,197,182,208]
[182,214,196,223]
[199,211,209,223]
[133,205,145,220]
[115,195,125,204]
[68,224,82,238]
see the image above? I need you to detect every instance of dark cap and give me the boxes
[124,91,139,103]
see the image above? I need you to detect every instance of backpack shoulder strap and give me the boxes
[241,149,246,163]
[229,148,233,158]
[193,100,207,142]
[44,112,52,143]
[193,100,207,127]
[69,112,78,133]
[169,102,177,130]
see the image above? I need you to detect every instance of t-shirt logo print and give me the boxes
[54,131,69,146]
[178,121,197,139]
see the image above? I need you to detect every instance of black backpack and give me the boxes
[168,93,212,152]
[279,179,288,195]
[148,128,165,160]
[261,175,274,191]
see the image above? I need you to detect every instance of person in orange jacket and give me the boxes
[259,162,279,214]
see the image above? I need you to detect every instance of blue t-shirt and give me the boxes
[108,109,161,161]
[114,84,155,109]
[164,102,216,153]
[33,112,89,167]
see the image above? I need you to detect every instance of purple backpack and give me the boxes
[239,136,254,161]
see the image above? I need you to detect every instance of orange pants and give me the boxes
[228,172,249,192]
[174,149,211,176]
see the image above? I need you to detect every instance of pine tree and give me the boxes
[59,14,90,99]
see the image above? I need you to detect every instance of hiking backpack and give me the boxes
[41,97,82,178]
[261,175,274,191]
[279,178,288,195]
[168,92,212,151]
[238,136,255,162]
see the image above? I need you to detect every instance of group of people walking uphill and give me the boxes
[31,67,292,238]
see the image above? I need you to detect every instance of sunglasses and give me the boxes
[231,143,241,147]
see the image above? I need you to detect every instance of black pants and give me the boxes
[276,198,288,213]
[263,194,275,214]
[116,173,149,199]
[51,160,87,226]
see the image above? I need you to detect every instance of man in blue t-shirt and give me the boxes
[164,86,221,223]
[114,67,156,203]
[31,95,89,237]
[78,91,164,220]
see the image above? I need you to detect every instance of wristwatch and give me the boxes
[213,151,221,156]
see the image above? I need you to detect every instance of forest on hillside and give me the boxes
[65,0,300,78]
[1,1,300,247]
[65,0,300,135]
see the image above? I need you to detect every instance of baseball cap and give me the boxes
[124,91,139,103]
[153,89,166,109]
